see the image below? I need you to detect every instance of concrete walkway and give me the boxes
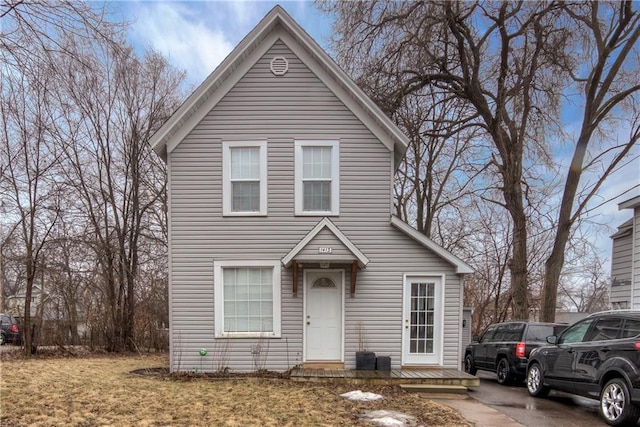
[432,395,523,427]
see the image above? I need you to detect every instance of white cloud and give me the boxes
[121,1,331,88]
[127,2,235,87]
[227,0,260,27]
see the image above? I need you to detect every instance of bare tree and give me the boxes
[52,37,183,351]
[557,235,611,314]
[1,0,126,355]
[320,1,569,319]
[40,217,94,345]
[461,201,513,336]
[1,0,122,70]
[540,1,640,321]
[0,58,63,353]
[392,85,483,239]
[2,1,181,352]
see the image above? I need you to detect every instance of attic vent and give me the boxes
[270,56,289,76]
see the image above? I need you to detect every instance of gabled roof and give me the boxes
[611,218,633,239]
[619,195,640,210]
[390,216,474,275]
[149,5,408,164]
[282,218,369,268]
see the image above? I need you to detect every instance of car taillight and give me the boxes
[635,342,640,350]
[516,342,526,358]
[10,324,18,333]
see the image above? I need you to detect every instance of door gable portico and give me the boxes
[282,218,368,297]
[282,218,369,268]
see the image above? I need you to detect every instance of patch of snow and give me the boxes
[339,390,383,401]
[368,416,405,427]
[360,410,417,427]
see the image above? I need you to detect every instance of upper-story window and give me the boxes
[222,141,267,216]
[295,140,339,215]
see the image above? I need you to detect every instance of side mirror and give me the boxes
[472,335,480,342]
[546,335,558,345]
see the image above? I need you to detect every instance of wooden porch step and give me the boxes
[289,367,480,387]
[303,362,345,369]
[399,384,468,394]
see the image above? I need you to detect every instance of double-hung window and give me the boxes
[294,140,339,215]
[214,260,281,338]
[222,141,267,215]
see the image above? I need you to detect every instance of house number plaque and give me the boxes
[318,247,332,254]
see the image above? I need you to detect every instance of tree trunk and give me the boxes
[502,148,529,321]
[23,256,34,356]
[510,210,529,320]
[540,133,589,321]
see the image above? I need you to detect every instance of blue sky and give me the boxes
[111,1,333,88]
[111,0,639,263]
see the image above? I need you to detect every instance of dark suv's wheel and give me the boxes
[464,353,477,375]
[496,357,513,385]
[0,332,5,346]
[526,362,550,397]
[600,378,640,426]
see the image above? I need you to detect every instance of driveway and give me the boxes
[469,371,640,427]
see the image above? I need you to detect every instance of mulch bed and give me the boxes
[129,366,292,381]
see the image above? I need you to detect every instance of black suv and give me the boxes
[464,321,567,385]
[526,311,640,426]
[0,313,22,345]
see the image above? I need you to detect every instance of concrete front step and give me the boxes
[399,384,468,394]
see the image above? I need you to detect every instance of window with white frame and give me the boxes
[214,260,281,338]
[294,140,339,215]
[222,141,267,215]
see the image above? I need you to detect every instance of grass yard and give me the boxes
[0,352,470,426]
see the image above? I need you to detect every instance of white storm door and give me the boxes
[304,270,344,361]
[402,275,443,365]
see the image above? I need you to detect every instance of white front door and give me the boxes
[304,270,344,362]
[402,275,444,365]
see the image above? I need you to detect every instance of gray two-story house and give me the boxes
[611,195,640,310]
[150,6,472,373]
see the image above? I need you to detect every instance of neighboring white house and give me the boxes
[150,6,473,373]
[610,195,640,310]
[6,284,49,318]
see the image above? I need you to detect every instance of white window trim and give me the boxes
[222,140,267,216]
[214,260,281,338]
[294,140,340,216]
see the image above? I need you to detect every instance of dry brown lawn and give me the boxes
[0,352,470,426]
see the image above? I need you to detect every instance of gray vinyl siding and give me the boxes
[611,227,632,306]
[168,31,463,372]
[633,208,640,309]
[462,308,472,346]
